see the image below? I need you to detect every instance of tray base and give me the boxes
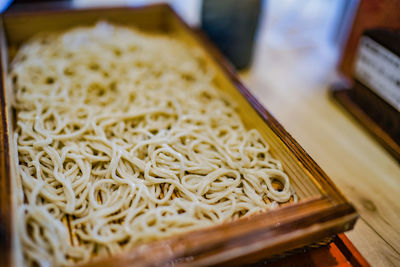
[251,234,369,267]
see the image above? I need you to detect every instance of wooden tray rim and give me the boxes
[0,3,359,266]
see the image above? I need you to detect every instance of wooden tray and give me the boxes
[0,3,358,266]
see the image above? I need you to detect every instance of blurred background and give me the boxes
[10,0,358,93]
[75,0,358,79]
[4,0,367,100]
[5,0,358,72]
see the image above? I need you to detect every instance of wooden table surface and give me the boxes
[240,30,400,266]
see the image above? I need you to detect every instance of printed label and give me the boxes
[355,36,400,112]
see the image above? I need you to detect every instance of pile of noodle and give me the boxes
[10,22,296,266]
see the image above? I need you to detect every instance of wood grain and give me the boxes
[346,219,400,267]
[241,44,400,266]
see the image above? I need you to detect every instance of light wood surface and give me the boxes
[240,36,400,266]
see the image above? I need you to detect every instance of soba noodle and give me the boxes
[10,22,297,266]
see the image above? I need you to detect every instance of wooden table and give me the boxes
[240,34,400,266]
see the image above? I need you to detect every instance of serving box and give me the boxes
[0,4,358,266]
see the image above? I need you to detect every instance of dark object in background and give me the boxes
[338,0,400,78]
[201,0,261,70]
[332,0,400,161]
[332,28,400,161]
[8,0,71,12]
[352,28,400,145]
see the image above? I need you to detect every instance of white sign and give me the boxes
[355,36,400,112]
